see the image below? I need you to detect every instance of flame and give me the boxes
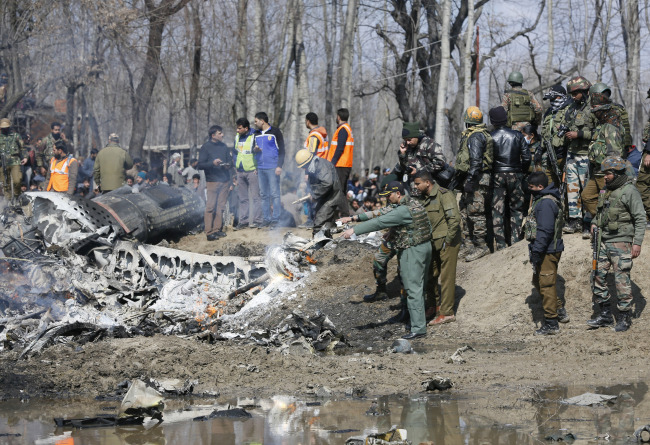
[304,254,317,264]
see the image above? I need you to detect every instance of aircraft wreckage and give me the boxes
[0,186,353,358]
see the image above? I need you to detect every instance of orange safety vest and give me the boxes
[47,155,76,192]
[327,122,354,167]
[304,126,329,158]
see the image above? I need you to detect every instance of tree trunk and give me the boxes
[434,0,451,147]
[247,0,264,114]
[336,0,360,109]
[620,0,641,142]
[463,0,475,110]
[544,0,554,83]
[322,0,337,130]
[188,0,202,151]
[233,0,248,122]
[271,4,296,127]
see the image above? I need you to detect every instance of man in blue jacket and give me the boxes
[253,112,285,228]
[525,171,566,335]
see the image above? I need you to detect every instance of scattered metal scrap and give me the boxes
[0,189,334,357]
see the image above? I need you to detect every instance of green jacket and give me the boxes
[596,182,646,246]
[588,123,623,169]
[561,99,599,156]
[0,132,26,167]
[93,143,134,192]
[417,183,461,245]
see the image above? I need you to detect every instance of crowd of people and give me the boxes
[2,72,649,339]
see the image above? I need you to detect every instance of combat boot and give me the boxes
[557,307,570,323]
[562,218,581,234]
[581,222,591,240]
[535,318,559,335]
[465,245,489,262]
[458,240,472,259]
[587,303,614,328]
[389,306,410,324]
[363,284,388,302]
[614,311,632,332]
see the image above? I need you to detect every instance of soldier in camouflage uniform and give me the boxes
[343,181,433,339]
[36,122,66,175]
[587,156,646,333]
[637,88,650,225]
[0,118,28,200]
[393,122,445,197]
[541,85,572,184]
[501,71,543,132]
[489,106,531,250]
[560,76,599,234]
[590,83,632,153]
[580,90,625,239]
[454,106,493,262]
[338,198,400,303]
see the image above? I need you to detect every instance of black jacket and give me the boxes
[198,140,232,183]
[530,183,564,255]
[491,126,531,173]
[466,131,489,182]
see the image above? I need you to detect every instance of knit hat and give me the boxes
[489,106,508,127]
[401,122,421,139]
[550,84,566,95]
[137,171,146,179]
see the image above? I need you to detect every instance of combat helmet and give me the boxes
[600,156,626,172]
[566,76,592,93]
[590,92,612,113]
[295,149,314,168]
[463,106,483,125]
[590,82,611,96]
[507,71,524,85]
[0,118,10,129]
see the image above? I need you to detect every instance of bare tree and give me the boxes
[233,0,248,121]
[187,0,202,151]
[335,0,360,109]
[434,0,451,146]
[462,0,475,110]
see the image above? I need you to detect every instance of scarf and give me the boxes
[606,173,628,191]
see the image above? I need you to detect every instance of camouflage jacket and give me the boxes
[611,102,632,149]
[393,135,445,196]
[36,134,57,168]
[560,98,599,156]
[0,132,26,167]
[501,86,543,126]
[643,117,650,144]
[589,123,623,170]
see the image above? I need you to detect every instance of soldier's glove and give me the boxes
[463,180,476,194]
[533,147,543,166]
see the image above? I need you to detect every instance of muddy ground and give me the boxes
[1,226,650,402]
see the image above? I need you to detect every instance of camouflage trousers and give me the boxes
[565,154,590,220]
[1,165,22,200]
[580,174,605,221]
[373,239,398,287]
[459,174,490,248]
[636,153,650,220]
[593,241,634,311]
[492,172,524,250]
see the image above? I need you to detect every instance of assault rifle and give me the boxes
[543,138,567,211]
[591,225,600,291]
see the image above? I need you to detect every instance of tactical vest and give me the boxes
[524,194,564,249]
[456,125,493,173]
[393,197,432,250]
[506,89,536,126]
[234,133,256,171]
[0,133,22,166]
[597,182,634,232]
[564,103,593,155]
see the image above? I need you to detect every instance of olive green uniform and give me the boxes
[0,132,26,199]
[353,197,433,334]
[36,134,57,170]
[418,183,461,317]
[93,142,134,192]
[636,151,650,221]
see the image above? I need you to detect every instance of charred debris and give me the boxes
[0,187,369,358]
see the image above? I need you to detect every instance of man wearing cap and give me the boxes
[501,71,543,132]
[166,152,185,185]
[343,181,433,340]
[295,148,345,233]
[489,106,531,250]
[93,133,134,193]
[393,122,445,196]
[587,156,645,333]
[46,140,78,195]
[0,117,27,200]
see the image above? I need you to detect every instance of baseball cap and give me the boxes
[379,181,405,196]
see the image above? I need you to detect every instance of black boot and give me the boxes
[587,303,614,328]
[535,318,560,335]
[557,307,570,323]
[614,311,632,332]
[363,284,388,302]
[389,305,410,324]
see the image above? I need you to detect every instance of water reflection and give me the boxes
[0,383,649,444]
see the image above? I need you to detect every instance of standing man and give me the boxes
[167,153,185,185]
[454,106,493,262]
[590,83,632,153]
[46,140,78,195]
[561,76,599,234]
[501,71,543,132]
[93,133,133,193]
[295,148,345,233]
[393,121,445,196]
[343,181,432,340]
[198,125,232,240]
[233,118,262,230]
[638,88,650,226]
[541,85,572,183]
[304,112,328,158]
[525,172,566,335]
[253,112,285,228]
[36,121,67,176]
[78,148,97,184]
[0,118,27,201]
[587,156,646,332]
[327,108,354,214]
[414,171,461,326]
[489,106,531,250]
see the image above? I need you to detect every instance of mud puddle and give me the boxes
[0,383,648,444]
